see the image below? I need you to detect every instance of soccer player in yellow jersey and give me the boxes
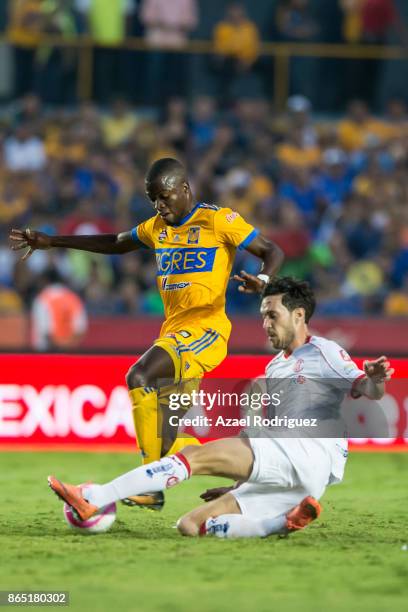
[10,157,283,509]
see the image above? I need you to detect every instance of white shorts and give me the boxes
[231,437,332,520]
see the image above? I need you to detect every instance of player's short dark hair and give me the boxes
[145,158,186,184]
[262,277,316,323]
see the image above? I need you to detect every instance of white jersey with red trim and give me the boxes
[260,335,366,488]
[265,335,366,411]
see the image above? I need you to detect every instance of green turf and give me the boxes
[0,452,407,612]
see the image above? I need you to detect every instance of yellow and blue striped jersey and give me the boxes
[131,203,259,340]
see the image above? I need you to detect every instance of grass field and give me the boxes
[1,451,408,612]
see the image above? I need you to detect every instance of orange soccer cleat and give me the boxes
[285,496,322,532]
[48,475,98,521]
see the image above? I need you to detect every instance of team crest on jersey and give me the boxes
[158,229,167,242]
[187,226,200,244]
[173,234,181,242]
[293,358,304,373]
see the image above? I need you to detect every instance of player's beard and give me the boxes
[270,326,296,351]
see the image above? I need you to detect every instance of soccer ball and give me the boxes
[63,502,117,534]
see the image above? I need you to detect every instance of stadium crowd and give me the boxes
[2,92,408,318]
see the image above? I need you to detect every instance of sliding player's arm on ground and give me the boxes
[353,356,395,400]
[9,228,143,260]
[200,481,244,502]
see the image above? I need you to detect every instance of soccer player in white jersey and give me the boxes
[48,277,394,538]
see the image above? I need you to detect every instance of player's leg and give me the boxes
[157,327,228,457]
[126,344,201,464]
[175,489,289,538]
[191,486,322,539]
[126,345,175,465]
[181,437,254,480]
[177,494,289,539]
[48,437,255,520]
[187,437,324,538]
[176,492,241,536]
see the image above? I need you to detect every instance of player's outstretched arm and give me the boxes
[354,356,395,400]
[232,235,284,294]
[9,228,139,260]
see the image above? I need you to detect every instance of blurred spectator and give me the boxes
[74,0,136,102]
[7,0,44,97]
[140,0,198,106]
[276,127,321,169]
[339,0,407,106]
[384,278,408,315]
[340,0,405,44]
[4,123,47,171]
[0,173,31,232]
[59,197,116,235]
[12,93,43,127]
[0,284,24,315]
[189,96,217,154]
[35,0,78,104]
[285,96,317,148]
[212,3,260,108]
[338,195,384,259]
[101,98,139,148]
[114,277,141,314]
[160,98,189,154]
[278,168,319,229]
[268,201,312,280]
[337,100,393,151]
[314,148,354,209]
[390,226,408,288]
[274,0,318,99]
[384,97,408,136]
[31,267,88,350]
[275,0,318,41]
[219,168,259,223]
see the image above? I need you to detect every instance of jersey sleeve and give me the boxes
[318,341,366,397]
[214,208,260,250]
[130,216,156,249]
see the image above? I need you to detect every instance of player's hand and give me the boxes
[231,270,265,294]
[363,356,394,383]
[9,228,52,261]
[200,486,234,502]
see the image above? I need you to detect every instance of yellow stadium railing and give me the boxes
[3,35,408,108]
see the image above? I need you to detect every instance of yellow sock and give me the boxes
[129,387,163,465]
[158,381,201,455]
[167,435,201,455]
[129,384,202,465]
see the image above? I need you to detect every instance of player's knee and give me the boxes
[126,364,151,390]
[176,516,200,537]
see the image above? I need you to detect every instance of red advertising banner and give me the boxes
[0,355,407,451]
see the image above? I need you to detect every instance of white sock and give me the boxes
[82,453,191,508]
[203,513,287,538]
